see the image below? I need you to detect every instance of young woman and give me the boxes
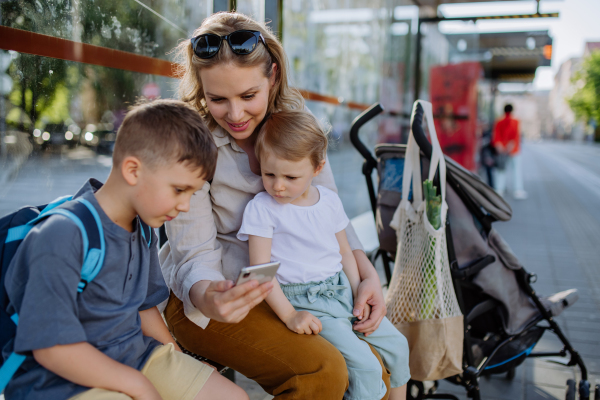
[160,12,392,399]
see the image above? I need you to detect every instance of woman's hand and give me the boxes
[283,310,322,335]
[352,277,385,336]
[190,279,273,323]
[352,250,386,337]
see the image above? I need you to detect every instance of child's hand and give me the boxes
[284,311,322,335]
[359,303,371,321]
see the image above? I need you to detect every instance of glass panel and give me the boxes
[419,20,481,172]
[283,0,403,218]
[236,0,265,23]
[0,51,178,215]
[1,0,214,215]
[1,0,211,57]
[378,4,418,145]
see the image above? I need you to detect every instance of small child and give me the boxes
[237,110,410,400]
[3,100,248,400]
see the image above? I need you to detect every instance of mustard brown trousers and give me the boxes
[165,292,391,399]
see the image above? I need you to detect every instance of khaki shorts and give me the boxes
[69,343,213,400]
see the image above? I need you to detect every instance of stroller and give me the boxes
[349,102,596,400]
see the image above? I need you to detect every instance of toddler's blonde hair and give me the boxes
[255,110,328,169]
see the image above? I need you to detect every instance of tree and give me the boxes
[2,0,174,133]
[2,0,73,131]
[568,51,600,141]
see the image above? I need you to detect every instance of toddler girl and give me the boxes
[237,110,410,400]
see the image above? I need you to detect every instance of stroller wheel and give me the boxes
[506,367,516,380]
[566,379,576,400]
[407,380,425,400]
[579,380,590,400]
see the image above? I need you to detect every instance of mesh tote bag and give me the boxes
[386,100,463,382]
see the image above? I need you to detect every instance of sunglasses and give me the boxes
[191,30,269,59]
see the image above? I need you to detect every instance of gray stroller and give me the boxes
[349,102,596,400]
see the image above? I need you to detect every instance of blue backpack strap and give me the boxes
[19,197,104,291]
[57,199,105,292]
[5,196,73,244]
[0,314,25,391]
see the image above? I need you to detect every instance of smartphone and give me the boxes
[235,261,280,286]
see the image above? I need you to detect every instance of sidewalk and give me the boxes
[436,142,600,399]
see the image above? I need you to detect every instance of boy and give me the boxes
[3,100,248,400]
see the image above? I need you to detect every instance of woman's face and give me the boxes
[200,63,274,142]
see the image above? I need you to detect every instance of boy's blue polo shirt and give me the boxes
[3,179,170,400]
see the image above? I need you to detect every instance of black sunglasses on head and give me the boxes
[191,30,269,59]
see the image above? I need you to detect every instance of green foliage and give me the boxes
[1,0,171,133]
[568,51,600,125]
[423,179,442,230]
[421,179,442,319]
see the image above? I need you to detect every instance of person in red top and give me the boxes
[492,104,528,199]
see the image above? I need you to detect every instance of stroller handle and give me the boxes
[349,103,384,167]
[411,102,433,161]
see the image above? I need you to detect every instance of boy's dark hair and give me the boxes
[112,99,217,180]
[504,104,513,114]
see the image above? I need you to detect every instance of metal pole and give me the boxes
[414,18,422,102]
[0,7,6,163]
[490,80,497,125]
[265,0,283,41]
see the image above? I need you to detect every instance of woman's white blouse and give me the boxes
[159,126,364,328]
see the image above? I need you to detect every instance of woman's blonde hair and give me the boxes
[255,110,328,169]
[174,12,304,131]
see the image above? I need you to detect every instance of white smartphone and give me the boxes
[235,261,280,286]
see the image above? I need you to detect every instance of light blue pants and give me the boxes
[281,271,411,400]
[494,152,525,195]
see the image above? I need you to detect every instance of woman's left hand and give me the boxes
[351,250,386,336]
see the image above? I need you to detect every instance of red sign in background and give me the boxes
[430,62,481,171]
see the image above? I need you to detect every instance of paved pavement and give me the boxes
[0,148,112,216]
[442,141,600,400]
[432,141,600,400]
[1,141,599,400]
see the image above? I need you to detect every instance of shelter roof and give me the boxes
[445,30,553,82]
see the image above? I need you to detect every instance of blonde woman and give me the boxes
[160,12,392,399]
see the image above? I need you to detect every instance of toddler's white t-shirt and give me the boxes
[237,185,350,284]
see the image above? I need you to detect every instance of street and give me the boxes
[0,148,112,217]
[1,140,599,400]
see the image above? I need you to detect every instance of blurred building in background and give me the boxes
[3,0,596,216]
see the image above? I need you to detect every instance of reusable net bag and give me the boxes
[386,101,463,382]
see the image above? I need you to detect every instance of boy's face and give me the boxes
[133,160,206,228]
[260,154,323,205]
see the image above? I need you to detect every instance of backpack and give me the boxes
[0,195,152,392]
